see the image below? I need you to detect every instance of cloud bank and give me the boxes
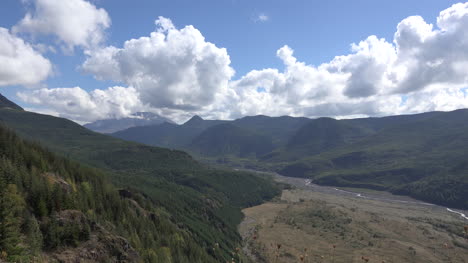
[0,27,52,87]
[17,2,468,123]
[18,86,143,122]
[82,17,234,112]
[13,0,110,51]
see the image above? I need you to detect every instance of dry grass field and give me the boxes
[239,177,468,263]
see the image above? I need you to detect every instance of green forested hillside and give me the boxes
[0,108,280,262]
[288,118,371,151]
[279,110,468,209]
[231,115,310,147]
[188,123,274,158]
[265,112,443,162]
[0,125,217,262]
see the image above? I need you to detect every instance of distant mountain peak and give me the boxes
[84,112,173,133]
[184,115,204,125]
[0,93,23,111]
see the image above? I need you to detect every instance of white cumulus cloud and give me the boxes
[13,0,110,51]
[226,2,468,119]
[0,27,52,87]
[391,3,468,94]
[82,16,234,111]
[21,3,468,122]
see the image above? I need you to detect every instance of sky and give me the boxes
[1,0,468,123]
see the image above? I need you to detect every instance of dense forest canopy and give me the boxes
[0,118,280,262]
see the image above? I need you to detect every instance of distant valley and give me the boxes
[0,95,280,262]
[109,110,468,210]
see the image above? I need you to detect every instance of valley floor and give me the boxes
[239,175,468,263]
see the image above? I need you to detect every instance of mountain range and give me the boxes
[84,112,174,133]
[111,110,468,209]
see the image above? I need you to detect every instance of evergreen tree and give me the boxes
[0,184,25,260]
[25,215,43,255]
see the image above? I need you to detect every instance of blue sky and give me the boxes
[1,0,467,123]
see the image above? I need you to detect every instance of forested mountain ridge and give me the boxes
[188,123,275,158]
[0,125,195,262]
[113,115,227,148]
[111,108,468,209]
[0,102,281,262]
[284,117,371,157]
[111,112,443,161]
[279,109,468,209]
[112,115,310,157]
